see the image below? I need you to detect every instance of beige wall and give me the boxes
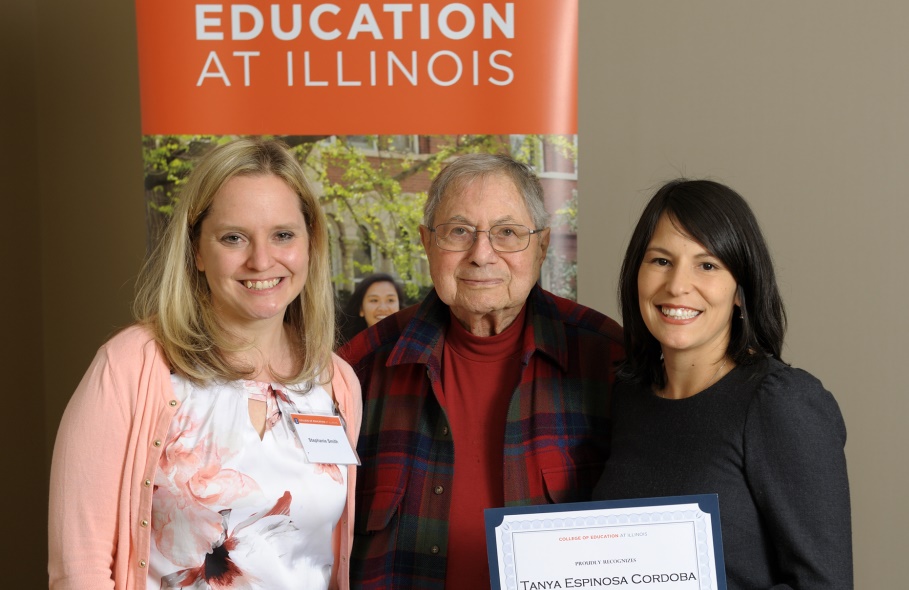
[0,0,145,583]
[2,0,903,585]
[579,2,907,587]
[1,0,44,582]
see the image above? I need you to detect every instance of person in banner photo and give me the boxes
[340,153,625,588]
[49,139,362,590]
[338,273,405,345]
[594,180,853,589]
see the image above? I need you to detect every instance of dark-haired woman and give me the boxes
[594,179,852,589]
[338,273,403,344]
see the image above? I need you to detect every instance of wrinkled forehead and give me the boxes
[436,172,531,223]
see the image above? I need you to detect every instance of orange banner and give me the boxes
[135,1,577,134]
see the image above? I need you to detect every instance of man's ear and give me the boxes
[538,227,551,262]
[419,225,432,255]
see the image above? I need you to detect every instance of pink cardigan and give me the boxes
[48,325,361,590]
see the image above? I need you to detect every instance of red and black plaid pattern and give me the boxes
[339,286,624,589]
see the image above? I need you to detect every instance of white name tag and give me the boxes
[290,413,361,466]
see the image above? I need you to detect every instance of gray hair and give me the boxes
[423,153,550,229]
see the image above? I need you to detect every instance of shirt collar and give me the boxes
[388,285,568,374]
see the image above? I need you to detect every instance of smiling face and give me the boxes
[419,172,549,335]
[637,214,739,362]
[360,280,400,327]
[194,174,310,336]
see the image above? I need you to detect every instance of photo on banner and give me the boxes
[136,1,579,316]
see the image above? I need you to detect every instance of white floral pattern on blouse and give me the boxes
[148,376,347,590]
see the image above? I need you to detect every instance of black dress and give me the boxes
[594,357,853,590]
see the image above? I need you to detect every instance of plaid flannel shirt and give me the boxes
[339,285,624,589]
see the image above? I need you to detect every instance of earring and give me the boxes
[738,307,744,319]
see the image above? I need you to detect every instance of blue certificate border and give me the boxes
[484,494,726,590]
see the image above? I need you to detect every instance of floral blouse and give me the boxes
[148,376,348,590]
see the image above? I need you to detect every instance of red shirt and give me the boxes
[441,306,526,588]
[339,286,624,589]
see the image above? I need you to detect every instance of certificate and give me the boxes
[484,495,726,590]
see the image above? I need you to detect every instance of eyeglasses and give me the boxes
[429,223,546,253]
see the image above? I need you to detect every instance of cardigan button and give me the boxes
[153,440,162,447]
[140,519,149,527]
[430,545,440,555]
[433,485,444,495]
[139,560,147,568]
[169,399,178,407]
[144,479,152,487]
[441,426,449,436]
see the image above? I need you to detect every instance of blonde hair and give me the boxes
[134,138,334,386]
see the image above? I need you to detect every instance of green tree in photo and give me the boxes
[142,134,577,301]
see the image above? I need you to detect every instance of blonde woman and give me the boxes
[49,139,361,590]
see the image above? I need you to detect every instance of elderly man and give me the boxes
[340,153,624,588]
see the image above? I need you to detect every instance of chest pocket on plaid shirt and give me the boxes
[355,465,406,534]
